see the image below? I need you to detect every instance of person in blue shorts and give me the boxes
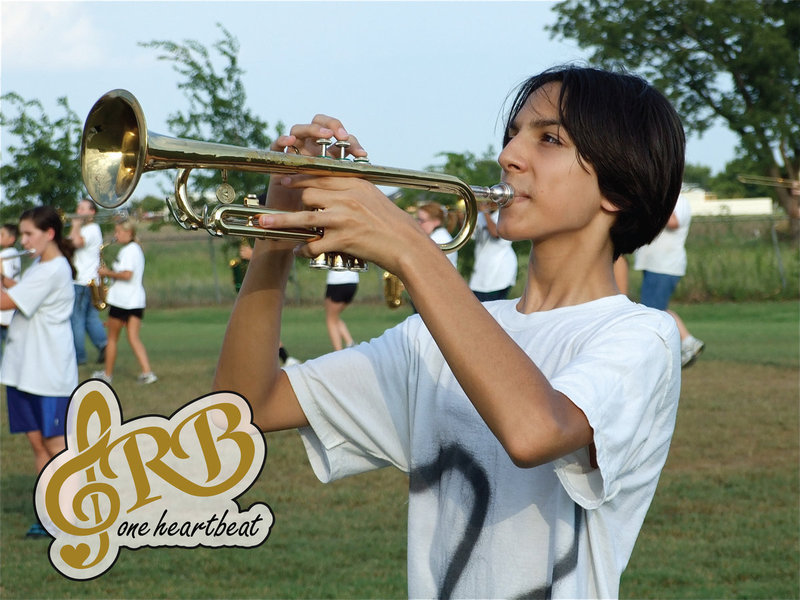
[634,193,705,367]
[0,206,78,538]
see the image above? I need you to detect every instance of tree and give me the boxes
[141,25,285,302]
[0,93,84,222]
[548,0,800,233]
[140,24,283,205]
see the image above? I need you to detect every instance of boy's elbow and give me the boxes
[500,416,593,469]
[503,436,553,469]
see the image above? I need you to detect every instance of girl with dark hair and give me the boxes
[0,206,78,538]
[215,65,686,597]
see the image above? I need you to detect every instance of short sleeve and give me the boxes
[8,261,60,318]
[286,318,421,482]
[551,314,680,508]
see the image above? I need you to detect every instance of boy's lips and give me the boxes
[502,181,528,202]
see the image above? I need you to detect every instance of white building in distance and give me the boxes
[683,187,774,217]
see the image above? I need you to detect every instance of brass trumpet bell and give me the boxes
[80,89,514,261]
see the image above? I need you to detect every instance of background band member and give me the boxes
[0,206,77,538]
[68,198,108,365]
[93,220,157,384]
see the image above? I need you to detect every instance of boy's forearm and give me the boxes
[213,239,295,416]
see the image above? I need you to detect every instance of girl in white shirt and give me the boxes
[0,206,77,538]
[416,203,458,269]
[93,220,156,384]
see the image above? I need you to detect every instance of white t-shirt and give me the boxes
[286,295,680,599]
[1,256,77,396]
[0,247,22,327]
[106,242,146,309]
[469,211,517,293]
[73,222,103,286]
[633,194,692,277]
[325,269,359,285]
[430,226,458,268]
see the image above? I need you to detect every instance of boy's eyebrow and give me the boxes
[530,117,561,129]
[509,116,561,132]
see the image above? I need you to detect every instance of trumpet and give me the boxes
[0,249,34,261]
[62,209,130,224]
[80,89,514,271]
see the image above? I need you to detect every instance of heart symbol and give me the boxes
[60,543,92,568]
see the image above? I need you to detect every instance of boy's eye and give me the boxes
[542,133,561,145]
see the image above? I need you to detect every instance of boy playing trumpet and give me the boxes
[214,65,684,598]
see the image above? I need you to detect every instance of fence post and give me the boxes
[770,217,787,291]
[208,237,222,304]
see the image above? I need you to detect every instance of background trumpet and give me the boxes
[0,249,34,261]
[80,89,513,271]
[62,209,129,224]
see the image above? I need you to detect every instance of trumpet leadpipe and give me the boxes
[80,89,515,258]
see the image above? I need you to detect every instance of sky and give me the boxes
[0,0,739,204]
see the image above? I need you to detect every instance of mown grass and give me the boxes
[1,300,797,597]
[620,303,799,599]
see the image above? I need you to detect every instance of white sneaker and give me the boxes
[92,370,112,384]
[137,372,158,384]
[681,337,705,368]
[283,357,301,367]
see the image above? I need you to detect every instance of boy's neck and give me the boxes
[517,241,618,313]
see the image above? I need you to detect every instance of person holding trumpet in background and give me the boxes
[67,198,108,366]
[213,65,685,598]
[0,223,23,362]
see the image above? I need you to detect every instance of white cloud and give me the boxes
[1,1,106,70]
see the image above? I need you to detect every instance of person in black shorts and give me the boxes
[324,269,358,350]
[92,220,157,384]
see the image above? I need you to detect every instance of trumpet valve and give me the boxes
[329,253,346,271]
[334,140,350,160]
[310,253,329,269]
[349,256,368,272]
[316,138,332,157]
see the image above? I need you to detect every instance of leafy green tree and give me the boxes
[0,93,84,222]
[140,24,283,205]
[548,0,799,233]
[683,163,714,190]
[141,25,286,301]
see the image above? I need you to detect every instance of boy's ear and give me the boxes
[600,195,620,214]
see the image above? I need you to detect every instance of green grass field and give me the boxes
[1,300,798,598]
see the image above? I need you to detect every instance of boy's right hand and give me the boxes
[264,115,368,214]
